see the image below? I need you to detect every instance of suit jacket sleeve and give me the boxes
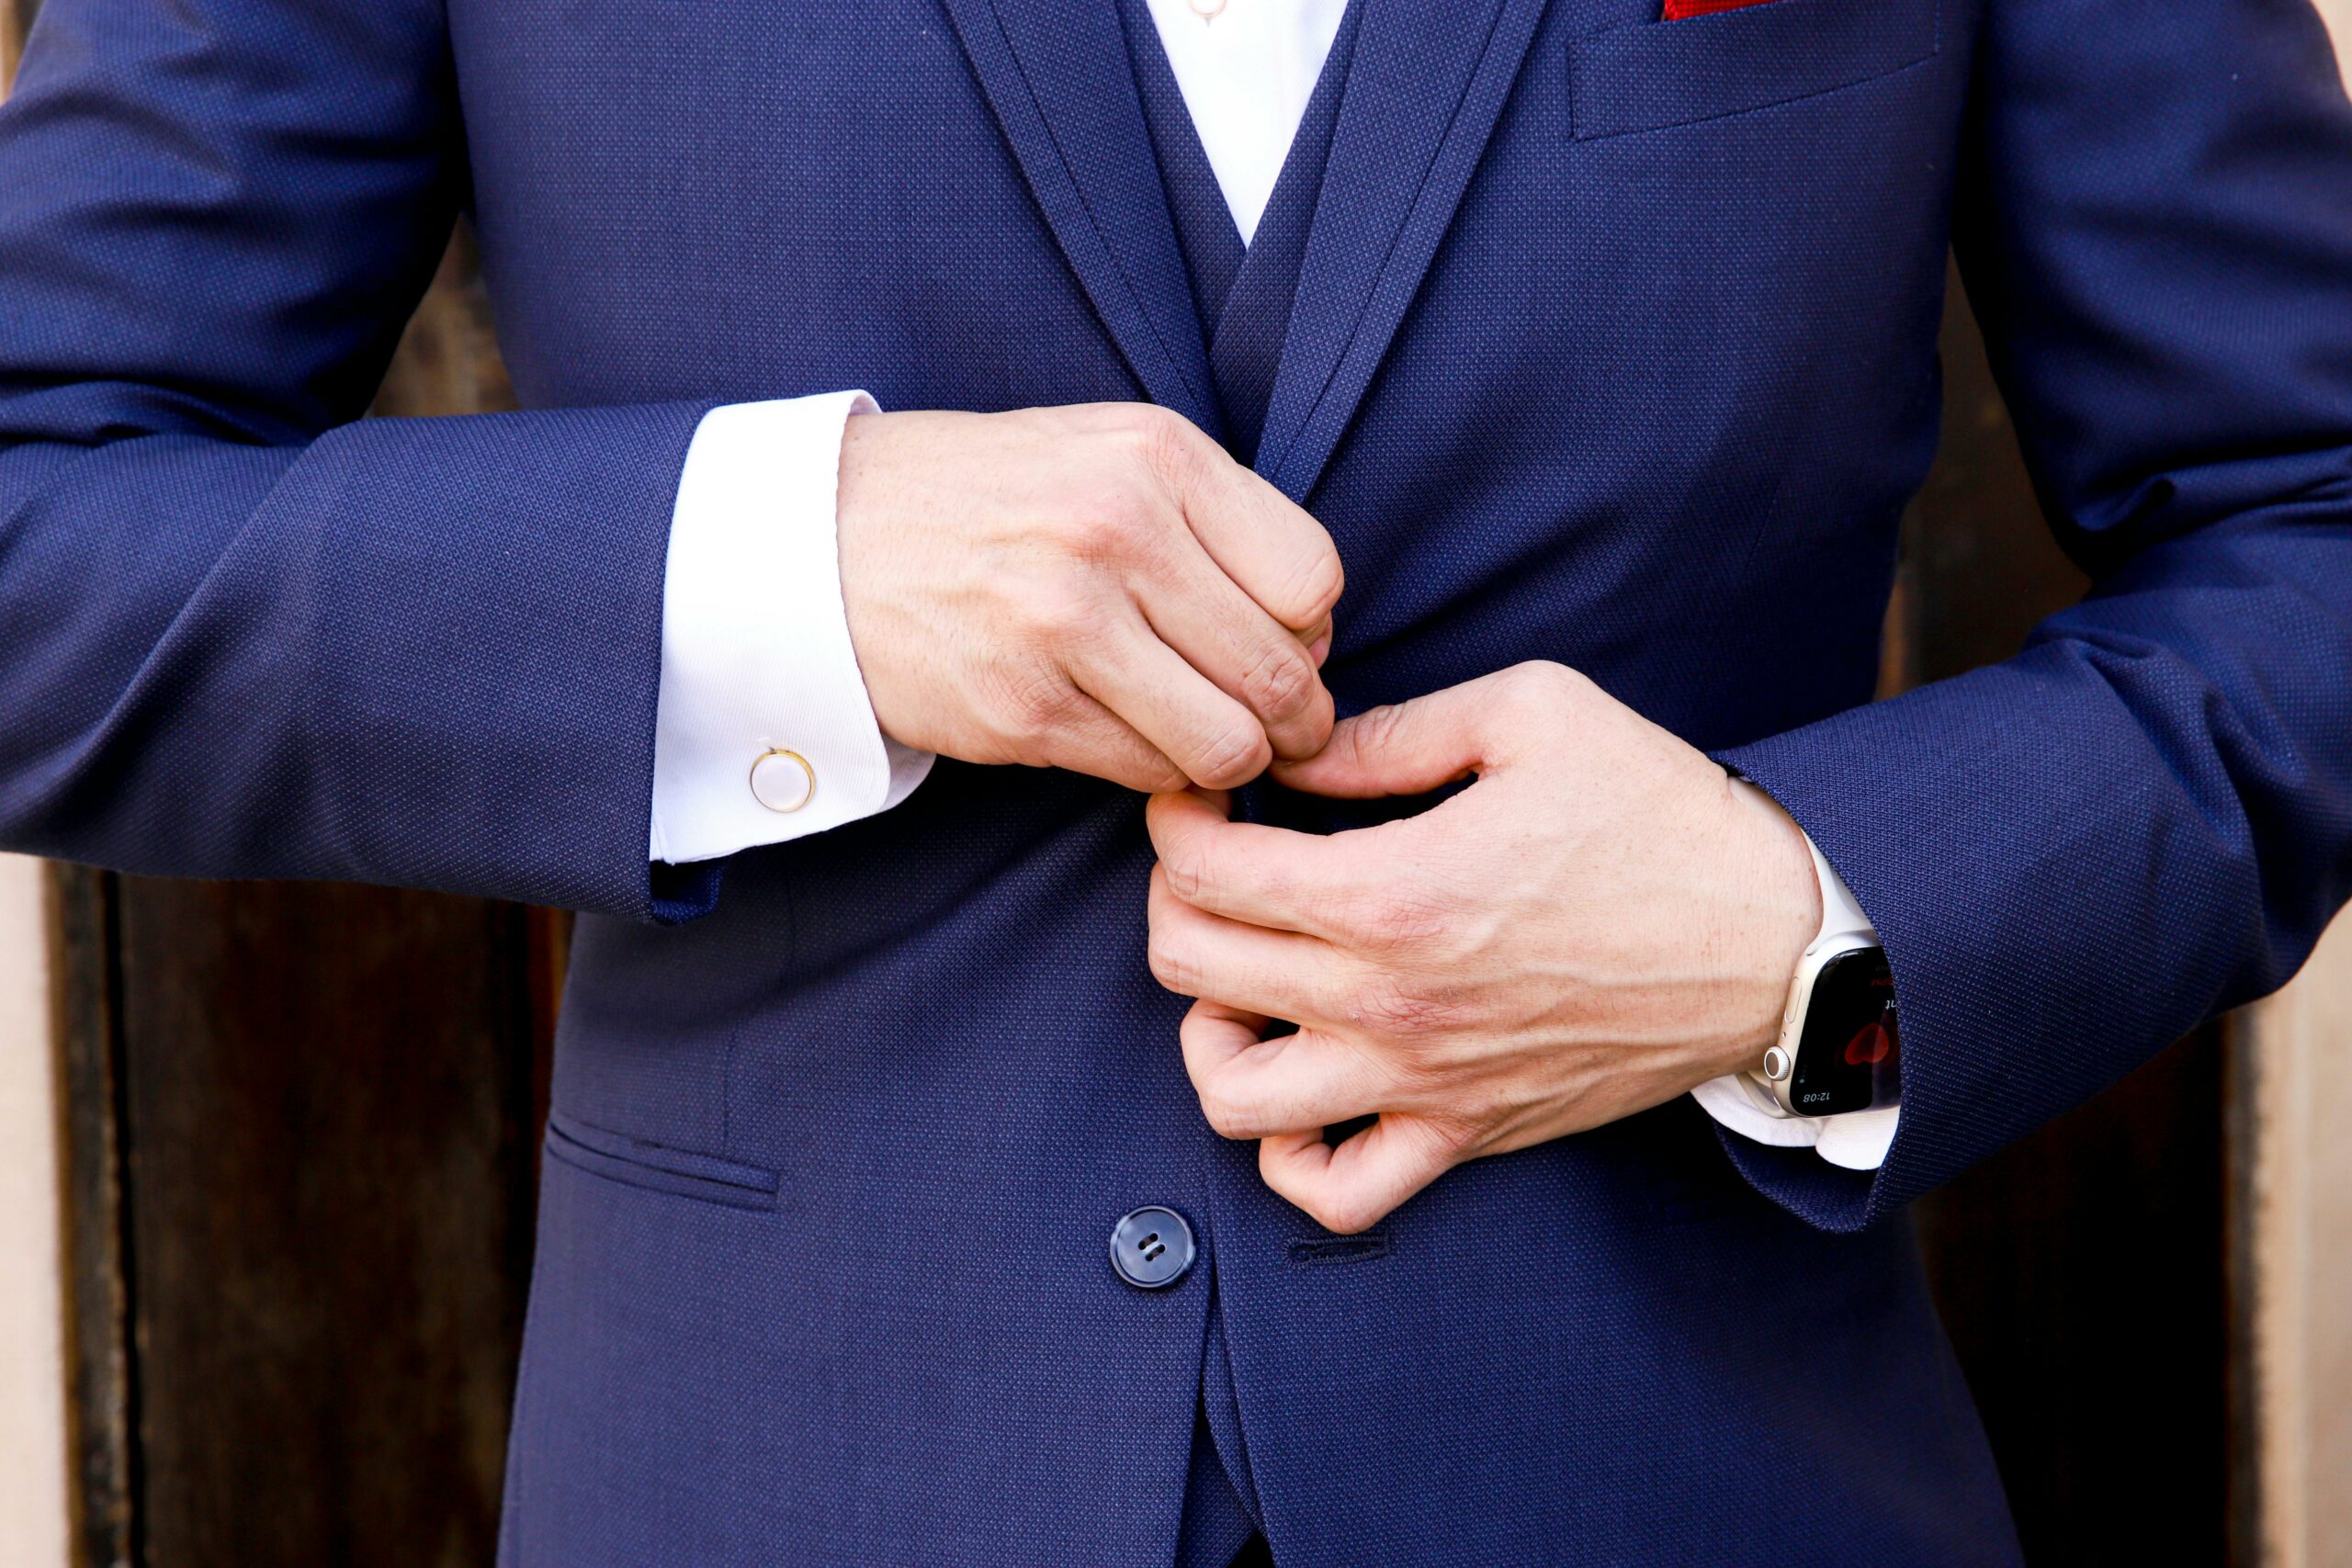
[0,0,722,921]
[1715,0,2352,1228]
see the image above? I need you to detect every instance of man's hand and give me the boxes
[1143,661,1821,1233]
[837,404,1341,792]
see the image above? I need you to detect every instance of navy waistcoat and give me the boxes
[1124,12,1367,1555]
[1123,0,1362,468]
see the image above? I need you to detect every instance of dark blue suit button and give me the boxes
[1109,1206,1195,1290]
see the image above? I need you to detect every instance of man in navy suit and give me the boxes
[2,0,2347,1559]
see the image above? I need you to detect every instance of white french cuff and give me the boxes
[649,391,934,864]
[1689,782,1899,1173]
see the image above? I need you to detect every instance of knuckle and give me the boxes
[1421,1113,1482,1160]
[1348,875,1452,953]
[1194,1084,1254,1141]
[1128,404,1205,483]
[1498,660,1585,721]
[1105,400,1181,441]
[1184,720,1271,789]
[1053,502,1138,564]
[1018,575,1102,643]
[1279,540,1346,626]
[1138,755,1191,793]
[1345,701,1408,760]
[1309,1190,1377,1236]
[1382,1040,1453,1098]
[1146,931,1199,996]
[1239,640,1316,724]
[1160,845,1210,906]
[1000,662,1079,744]
[1352,974,1453,1041]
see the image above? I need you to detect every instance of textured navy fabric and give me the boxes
[1121,0,1246,363]
[1205,8,1361,471]
[1171,1411,1258,1568]
[4,0,2350,1560]
[1125,0,1364,468]
[1129,24,1348,1545]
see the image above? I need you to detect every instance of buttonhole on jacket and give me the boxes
[1289,1235,1390,1265]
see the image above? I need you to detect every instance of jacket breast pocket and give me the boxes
[543,1111,782,1212]
[1567,0,1940,141]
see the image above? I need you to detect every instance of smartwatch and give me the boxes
[1740,827,1901,1120]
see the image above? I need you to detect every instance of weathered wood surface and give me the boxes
[111,879,541,1567]
[47,869,134,1568]
[2234,914,2352,1568]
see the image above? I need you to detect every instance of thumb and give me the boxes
[1271,667,1532,800]
[1257,1116,1459,1235]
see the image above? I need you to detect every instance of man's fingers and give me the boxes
[1172,997,1267,1081]
[1271,661,1567,799]
[1147,865,1360,1022]
[1145,789,1384,939]
[1172,445,1345,635]
[1136,556,1335,761]
[1269,687,1487,800]
[1257,1117,1458,1235]
[1074,623,1273,790]
[1035,692,1189,793]
[1181,1005,1389,1141]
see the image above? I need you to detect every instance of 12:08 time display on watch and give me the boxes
[1764,944,1900,1117]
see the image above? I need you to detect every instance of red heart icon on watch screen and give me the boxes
[1843,1021,1893,1066]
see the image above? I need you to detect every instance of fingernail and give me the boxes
[1309,626,1333,666]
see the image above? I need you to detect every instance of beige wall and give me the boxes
[0,857,66,1568]
[2245,913,2352,1568]
[1,8,72,1558]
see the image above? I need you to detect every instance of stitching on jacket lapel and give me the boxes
[939,0,1221,434]
[1258,0,1554,502]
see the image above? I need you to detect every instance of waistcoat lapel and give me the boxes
[1254,0,1552,501]
[941,0,1223,436]
[1120,0,1245,353]
[1124,0,1363,468]
[1204,2,1363,468]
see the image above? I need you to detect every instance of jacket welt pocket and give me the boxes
[543,1111,781,1212]
[1567,0,1939,141]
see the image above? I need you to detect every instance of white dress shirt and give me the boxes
[647,0,1894,1168]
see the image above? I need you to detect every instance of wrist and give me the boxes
[1708,776,1823,1076]
[832,409,922,749]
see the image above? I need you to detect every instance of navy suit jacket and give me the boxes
[3,0,2349,1560]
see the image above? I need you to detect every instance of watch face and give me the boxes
[1788,947,1899,1116]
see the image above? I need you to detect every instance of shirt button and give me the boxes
[1109,1206,1196,1290]
[749,749,815,813]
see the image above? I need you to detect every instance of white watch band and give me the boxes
[1727,780,1883,1120]
[1696,783,1900,1168]
[1803,829,1875,954]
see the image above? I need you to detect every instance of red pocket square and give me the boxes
[1662,0,1783,17]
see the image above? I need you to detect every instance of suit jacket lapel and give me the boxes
[941,0,1223,436]
[1255,0,1552,501]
